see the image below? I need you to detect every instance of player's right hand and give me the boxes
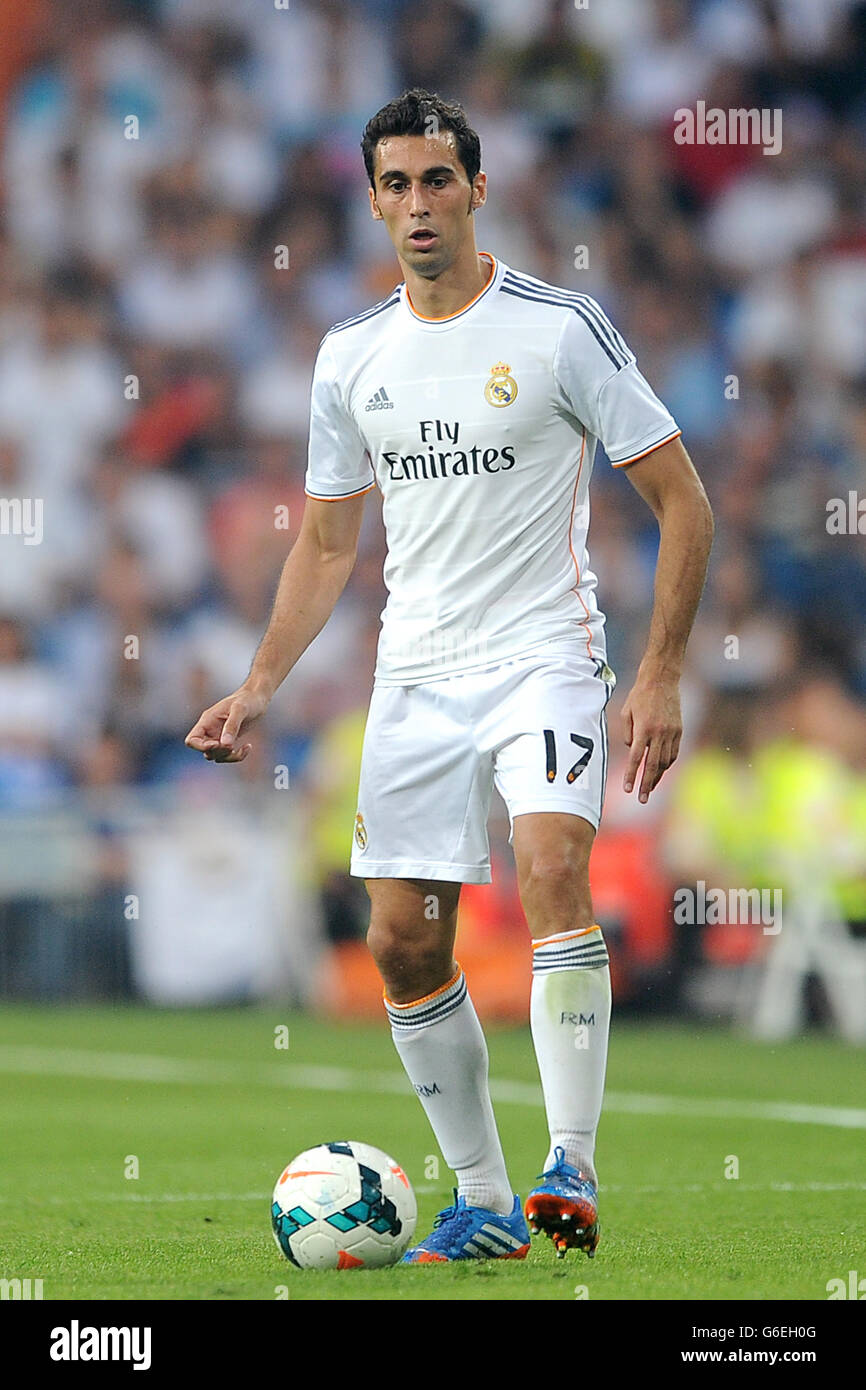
[184,685,270,764]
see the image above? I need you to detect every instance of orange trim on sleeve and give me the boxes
[384,963,462,1009]
[304,482,376,501]
[531,926,602,949]
[610,429,682,468]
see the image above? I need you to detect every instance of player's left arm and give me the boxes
[620,436,714,803]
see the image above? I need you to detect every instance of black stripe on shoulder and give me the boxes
[500,266,631,343]
[502,271,630,367]
[500,283,625,371]
[503,268,629,352]
[325,289,402,338]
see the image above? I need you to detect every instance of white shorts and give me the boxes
[349,639,615,885]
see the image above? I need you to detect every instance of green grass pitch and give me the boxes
[0,1004,863,1301]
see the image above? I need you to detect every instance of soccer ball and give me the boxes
[271,1140,417,1269]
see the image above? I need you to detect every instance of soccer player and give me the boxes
[186,90,713,1263]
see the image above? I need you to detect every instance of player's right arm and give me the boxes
[184,492,366,763]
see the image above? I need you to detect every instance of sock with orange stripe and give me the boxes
[530,927,611,1185]
[385,966,514,1217]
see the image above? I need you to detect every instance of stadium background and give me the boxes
[1,0,865,1042]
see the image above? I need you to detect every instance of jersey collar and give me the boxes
[402,252,502,328]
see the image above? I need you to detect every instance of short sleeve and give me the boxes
[304,336,375,500]
[553,301,681,467]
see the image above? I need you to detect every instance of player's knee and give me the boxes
[520,854,594,931]
[366,917,452,998]
[523,852,586,895]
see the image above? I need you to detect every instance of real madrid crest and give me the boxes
[484,361,518,408]
[354,812,368,850]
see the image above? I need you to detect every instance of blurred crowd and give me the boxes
[1,0,865,1017]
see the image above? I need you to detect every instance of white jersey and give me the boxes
[304,253,680,685]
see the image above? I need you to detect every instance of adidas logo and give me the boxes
[365,387,394,411]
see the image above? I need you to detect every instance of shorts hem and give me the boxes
[507,800,601,831]
[349,858,492,885]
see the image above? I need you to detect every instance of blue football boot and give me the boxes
[402,1192,530,1263]
[524,1147,600,1259]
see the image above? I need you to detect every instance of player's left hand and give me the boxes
[621,672,682,804]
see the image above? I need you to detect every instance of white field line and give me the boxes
[6,1180,864,1207]
[0,1044,864,1131]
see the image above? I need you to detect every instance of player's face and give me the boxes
[369,132,485,278]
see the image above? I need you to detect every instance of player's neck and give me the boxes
[402,248,492,321]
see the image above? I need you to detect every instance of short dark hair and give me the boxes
[361,88,481,189]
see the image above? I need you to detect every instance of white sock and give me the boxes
[385,966,514,1216]
[530,927,611,1186]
